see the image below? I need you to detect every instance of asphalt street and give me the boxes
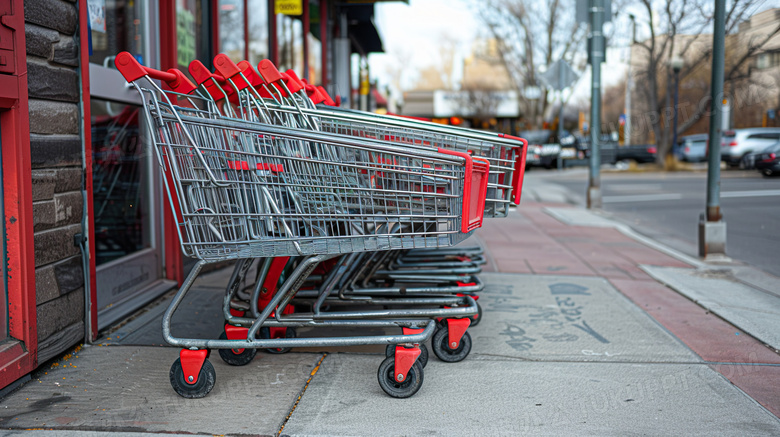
[536,168,780,277]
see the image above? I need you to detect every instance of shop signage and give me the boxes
[87,0,106,33]
[275,0,303,15]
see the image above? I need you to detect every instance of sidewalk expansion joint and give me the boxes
[277,352,327,437]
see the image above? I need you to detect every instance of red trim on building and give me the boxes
[320,0,328,86]
[0,0,38,388]
[303,0,310,81]
[77,0,98,341]
[159,0,183,284]
[268,0,278,65]
[243,0,249,61]
[212,0,220,59]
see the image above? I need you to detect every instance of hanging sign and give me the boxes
[275,0,303,15]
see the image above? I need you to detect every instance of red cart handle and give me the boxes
[499,134,528,205]
[188,59,225,86]
[213,54,251,92]
[317,86,337,106]
[188,59,241,103]
[304,84,325,104]
[258,59,284,83]
[236,61,276,99]
[284,69,305,93]
[115,51,197,94]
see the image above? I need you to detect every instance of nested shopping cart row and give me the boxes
[116,51,526,399]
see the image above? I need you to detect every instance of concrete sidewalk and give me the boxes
[1,178,779,436]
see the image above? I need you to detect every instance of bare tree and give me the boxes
[629,0,778,166]
[476,0,588,127]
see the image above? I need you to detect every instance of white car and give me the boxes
[720,128,780,167]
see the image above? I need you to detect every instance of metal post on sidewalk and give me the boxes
[624,14,635,147]
[587,0,605,209]
[557,61,565,171]
[699,0,727,258]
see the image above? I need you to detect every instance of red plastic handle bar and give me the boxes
[498,134,528,205]
[258,59,284,84]
[304,84,325,104]
[237,61,276,99]
[188,59,240,103]
[212,54,251,92]
[115,51,196,94]
[316,86,337,106]
[284,69,305,93]
[188,59,225,86]
[436,148,485,233]
[238,60,264,86]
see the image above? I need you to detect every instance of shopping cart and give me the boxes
[198,56,526,329]
[193,57,501,339]
[116,52,489,399]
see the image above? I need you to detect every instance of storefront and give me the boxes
[1,0,386,392]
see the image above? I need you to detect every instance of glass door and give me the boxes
[88,0,169,329]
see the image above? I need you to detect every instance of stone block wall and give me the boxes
[25,0,85,363]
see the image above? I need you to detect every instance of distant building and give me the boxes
[627,8,780,145]
[402,39,519,132]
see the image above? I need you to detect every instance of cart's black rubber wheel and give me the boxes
[169,357,216,399]
[217,332,257,366]
[432,324,472,363]
[384,344,428,368]
[470,302,483,327]
[377,356,424,398]
[260,327,296,354]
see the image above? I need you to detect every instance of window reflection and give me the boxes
[91,100,151,265]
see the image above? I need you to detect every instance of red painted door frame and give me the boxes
[77,0,98,343]
[0,0,38,388]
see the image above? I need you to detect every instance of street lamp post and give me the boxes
[624,13,635,147]
[699,0,727,258]
[671,56,684,161]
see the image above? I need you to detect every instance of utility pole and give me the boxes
[557,61,565,171]
[699,0,727,258]
[588,0,605,209]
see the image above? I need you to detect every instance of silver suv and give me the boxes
[721,128,780,167]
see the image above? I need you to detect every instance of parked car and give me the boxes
[677,134,708,162]
[521,130,579,169]
[755,142,780,177]
[720,128,780,167]
[615,144,657,164]
[576,134,618,165]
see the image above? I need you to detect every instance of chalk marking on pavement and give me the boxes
[602,193,683,203]
[721,189,780,198]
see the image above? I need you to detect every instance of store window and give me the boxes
[89,0,145,66]
[219,0,245,62]
[177,0,213,70]
[248,0,269,65]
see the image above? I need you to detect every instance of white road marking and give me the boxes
[602,193,684,203]
[721,189,780,198]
